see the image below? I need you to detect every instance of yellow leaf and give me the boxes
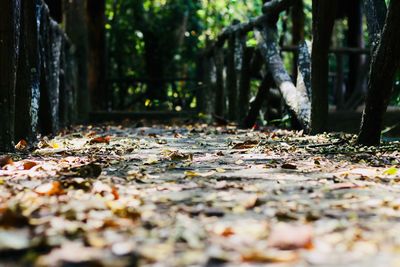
[383,167,398,175]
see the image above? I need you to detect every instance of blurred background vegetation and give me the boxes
[104,0,400,112]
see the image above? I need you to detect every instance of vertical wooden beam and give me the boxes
[358,0,400,145]
[237,45,254,123]
[241,74,274,129]
[311,0,337,134]
[87,0,107,110]
[64,0,90,122]
[227,32,238,121]
[0,0,21,151]
[214,47,225,117]
[15,0,41,143]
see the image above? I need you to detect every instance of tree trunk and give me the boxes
[358,0,400,146]
[0,0,21,152]
[63,0,90,121]
[311,0,337,133]
[87,0,107,110]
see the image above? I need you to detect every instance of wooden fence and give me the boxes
[0,0,78,151]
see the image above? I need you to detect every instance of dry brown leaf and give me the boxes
[89,136,111,144]
[15,139,28,151]
[0,156,13,168]
[281,163,297,170]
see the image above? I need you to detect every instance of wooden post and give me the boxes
[237,45,254,123]
[63,0,90,122]
[38,8,63,135]
[87,0,107,110]
[358,0,400,145]
[15,0,41,143]
[241,74,274,129]
[311,0,337,133]
[227,31,238,121]
[214,47,225,117]
[0,0,21,151]
[334,53,345,110]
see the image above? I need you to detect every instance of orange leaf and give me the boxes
[89,136,111,144]
[15,139,28,151]
[23,161,37,170]
[35,181,63,196]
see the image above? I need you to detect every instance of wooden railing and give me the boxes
[0,0,78,151]
[199,0,369,130]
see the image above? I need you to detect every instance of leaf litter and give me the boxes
[0,123,400,266]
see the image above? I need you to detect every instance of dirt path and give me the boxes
[1,123,400,266]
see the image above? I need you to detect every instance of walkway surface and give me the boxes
[1,123,400,266]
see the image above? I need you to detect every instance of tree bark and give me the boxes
[0,0,21,152]
[358,0,400,146]
[87,0,107,110]
[311,0,337,134]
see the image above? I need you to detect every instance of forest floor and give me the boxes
[1,122,400,267]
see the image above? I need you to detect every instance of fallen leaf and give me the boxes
[383,167,398,176]
[15,139,28,151]
[0,156,13,167]
[35,181,63,196]
[267,223,313,250]
[23,161,37,170]
[241,249,298,263]
[329,182,359,191]
[89,136,111,144]
[281,163,297,170]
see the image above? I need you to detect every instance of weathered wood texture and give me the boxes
[311,0,337,134]
[0,0,21,152]
[257,27,311,131]
[15,0,41,143]
[0,0,78,151]
[358,0,400,146]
